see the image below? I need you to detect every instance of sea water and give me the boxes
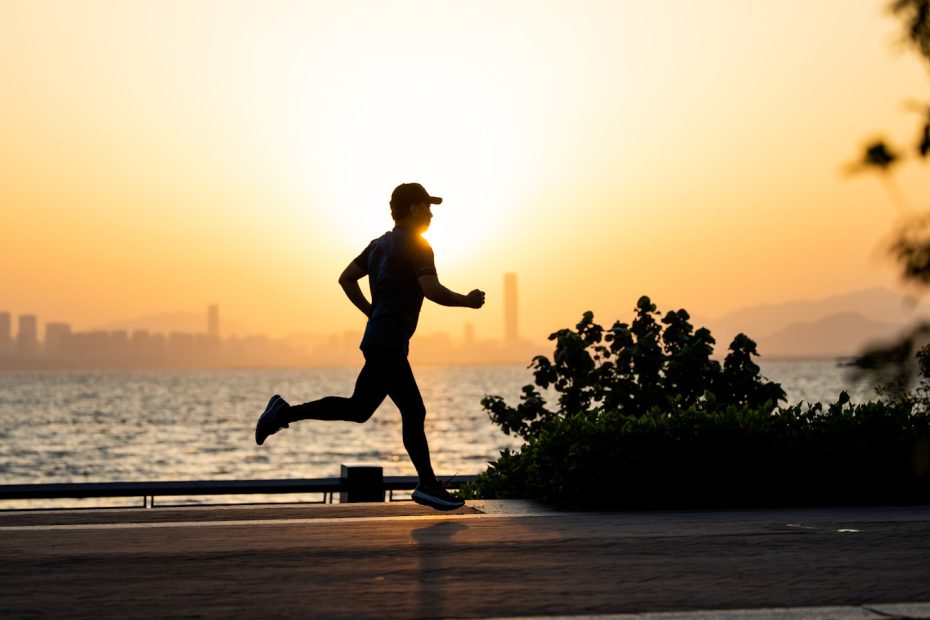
[0,360,872,489]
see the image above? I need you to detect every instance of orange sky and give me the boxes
[2,0,930,343]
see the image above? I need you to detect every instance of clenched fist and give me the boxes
[466,289,486,309]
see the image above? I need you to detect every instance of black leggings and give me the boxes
[284,347,436,484]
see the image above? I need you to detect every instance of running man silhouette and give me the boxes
[255,183,485,510]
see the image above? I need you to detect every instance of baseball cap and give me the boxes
[390,183,443,211]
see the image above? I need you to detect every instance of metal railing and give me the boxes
[0,471,476,510]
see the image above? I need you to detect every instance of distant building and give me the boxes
[168,331,196,358]
[207,304,219,340]
[0,312,10,353]
[504,273,518,345]
[17,315,38,357]
[131,330,153,359]
[150,333,167,359]
[70,331,110,360]
[110,330,130,359]
[45,322,71,357]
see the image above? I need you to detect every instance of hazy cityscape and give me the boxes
[6,283,930,370]
[0,273,544,370]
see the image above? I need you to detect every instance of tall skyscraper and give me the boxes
[504,273,518,345]
[0,312,11,353]
[207,304,219,340]
[17,314,38,357]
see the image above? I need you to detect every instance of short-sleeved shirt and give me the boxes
[353,225,437,354]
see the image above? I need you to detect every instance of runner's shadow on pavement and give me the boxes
[411,521,468,618]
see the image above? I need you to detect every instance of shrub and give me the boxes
[463,297,930,509]
[461,393,930,509]
[480,296,785,442]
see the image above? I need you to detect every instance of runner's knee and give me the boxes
[347,397,378,423]
[351,409,375,423]
[401,403,427,429]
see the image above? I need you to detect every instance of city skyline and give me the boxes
[1,271,529,340]
[0,274,541,369]
[0,272,526,342]
[6,284,930,367]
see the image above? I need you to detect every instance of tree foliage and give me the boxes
[891,0,930,67]
[480,296,785,442]
[847,1,930,390]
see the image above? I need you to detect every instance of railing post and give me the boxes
[339,465,384,503]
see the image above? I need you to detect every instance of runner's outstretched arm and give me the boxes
[338,261,372,317]
[418,274,485,309]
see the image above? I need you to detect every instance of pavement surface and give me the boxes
[1,501,929,619]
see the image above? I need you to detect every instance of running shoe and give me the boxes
[255,394,290,446]
[412,481,465,511]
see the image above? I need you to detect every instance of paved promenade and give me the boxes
[1,501,929,619]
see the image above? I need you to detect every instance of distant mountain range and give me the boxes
[701,288,930,359]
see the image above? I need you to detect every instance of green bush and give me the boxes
[463,297,930,509]
[462,393,930,508]
[481,296,785,442]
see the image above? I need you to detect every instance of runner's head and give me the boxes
[390,183,442,230]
